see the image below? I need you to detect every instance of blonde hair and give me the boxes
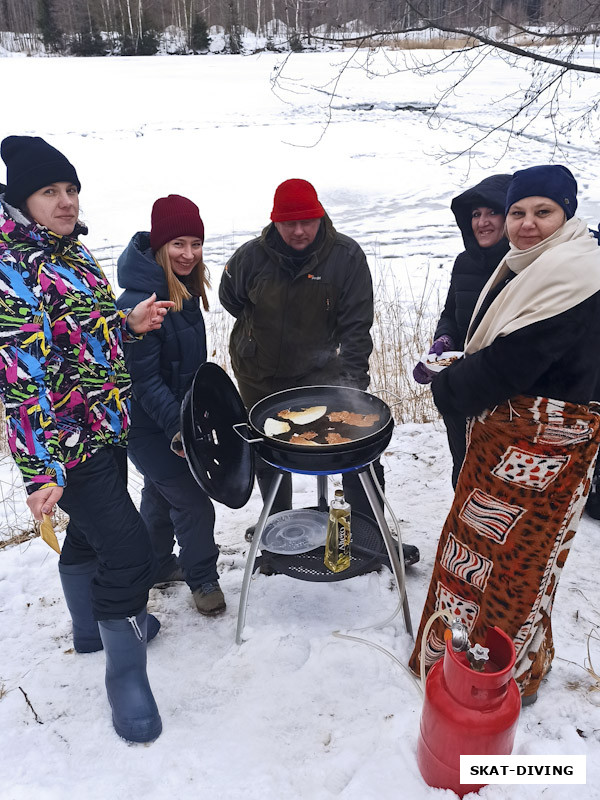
[155,244,210,313]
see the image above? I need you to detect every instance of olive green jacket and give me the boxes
[219,215,373,399]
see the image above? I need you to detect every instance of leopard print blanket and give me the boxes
[408,395,600,700]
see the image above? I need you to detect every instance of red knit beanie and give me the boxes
[270,179,325,222]
[150,194,205,253]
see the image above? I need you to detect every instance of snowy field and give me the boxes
[1,50,600,799]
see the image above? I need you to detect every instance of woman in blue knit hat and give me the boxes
[409,165,600,706]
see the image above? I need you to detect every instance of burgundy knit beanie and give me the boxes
[150,194,205,253]
[270,179,325,222]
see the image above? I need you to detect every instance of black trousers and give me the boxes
[442,411,467,489]
[138,471,218,592]
[127,434,219,591]
[58,446,156,620]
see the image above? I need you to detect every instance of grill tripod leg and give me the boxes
[236,471,284,644]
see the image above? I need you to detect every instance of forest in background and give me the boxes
[0,0,598,56]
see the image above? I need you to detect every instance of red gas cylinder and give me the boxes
[417,625,521,797]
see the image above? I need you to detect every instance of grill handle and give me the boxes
[232,422,264,444]
[370,387,402,409]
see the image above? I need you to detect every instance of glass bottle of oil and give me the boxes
[324,489,351,572]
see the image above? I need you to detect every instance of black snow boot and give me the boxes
[59,561,161,653]
[98,609,162,743]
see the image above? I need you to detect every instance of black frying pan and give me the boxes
[244,385,394,473]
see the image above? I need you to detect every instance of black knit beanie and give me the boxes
[1,135,80,208]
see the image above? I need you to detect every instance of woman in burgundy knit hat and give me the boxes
[117,195,225,617]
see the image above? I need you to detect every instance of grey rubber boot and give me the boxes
[98,609,162,743]
[59,561,161,652]
[59,560,104,653]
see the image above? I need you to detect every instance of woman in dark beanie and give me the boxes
[0,135,173,744]
[408,164,600,706]
[413,173,512,487]
[117,195,225,616]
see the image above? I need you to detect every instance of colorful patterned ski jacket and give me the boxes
[0,199,132,494]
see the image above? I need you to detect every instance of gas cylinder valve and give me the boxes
[467,642,490,672]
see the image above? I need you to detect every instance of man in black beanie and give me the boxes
[1,135,80,209]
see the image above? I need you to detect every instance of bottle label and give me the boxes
[324,510,351,572]
[337,519,350,555]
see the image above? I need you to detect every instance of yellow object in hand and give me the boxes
[40,514,61,554]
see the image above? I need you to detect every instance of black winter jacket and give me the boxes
[116,232,207,445]
[219,215,373,393]
[435,174,512,349]
[432,291,600,418]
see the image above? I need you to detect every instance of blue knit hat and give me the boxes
[1,135,80,208]
[505,165,577,219]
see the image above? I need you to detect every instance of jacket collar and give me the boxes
[0,197,87,257]
[117,231,169,300]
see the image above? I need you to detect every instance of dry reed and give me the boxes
[370,259,441,424]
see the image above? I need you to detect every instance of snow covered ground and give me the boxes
[0,50,600,799]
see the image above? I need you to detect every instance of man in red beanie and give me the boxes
[219,179,419,566]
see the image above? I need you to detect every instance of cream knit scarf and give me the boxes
[465,216,600,355]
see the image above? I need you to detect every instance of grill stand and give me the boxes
[235,467,413,644]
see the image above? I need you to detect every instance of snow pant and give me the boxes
[237,378,385,521]
[58,445,156,621]
[442,411,467,489]
[128,439,219,592]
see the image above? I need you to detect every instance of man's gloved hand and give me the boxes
[412,334,456,385]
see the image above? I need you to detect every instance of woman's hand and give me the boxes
[170,431,186,458]
[413,335,456,384]
[127,293,175,334]
[413,361,435,384]
[429,334,455,356]
[27,486,64,521]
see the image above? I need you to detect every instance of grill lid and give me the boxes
[180,362,254,508]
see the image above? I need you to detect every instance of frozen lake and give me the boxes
[2,49,599,280]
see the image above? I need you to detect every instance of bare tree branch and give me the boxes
[309,25,600,75]
[19,686,43,724]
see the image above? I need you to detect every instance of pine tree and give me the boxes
[70,31,107,57]
[190,13,210,53]
[138,28,159,55]
[37,0,63,53]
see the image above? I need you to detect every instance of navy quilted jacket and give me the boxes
[116,232,207,445]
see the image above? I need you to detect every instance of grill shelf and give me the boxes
[256,508,389,582]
